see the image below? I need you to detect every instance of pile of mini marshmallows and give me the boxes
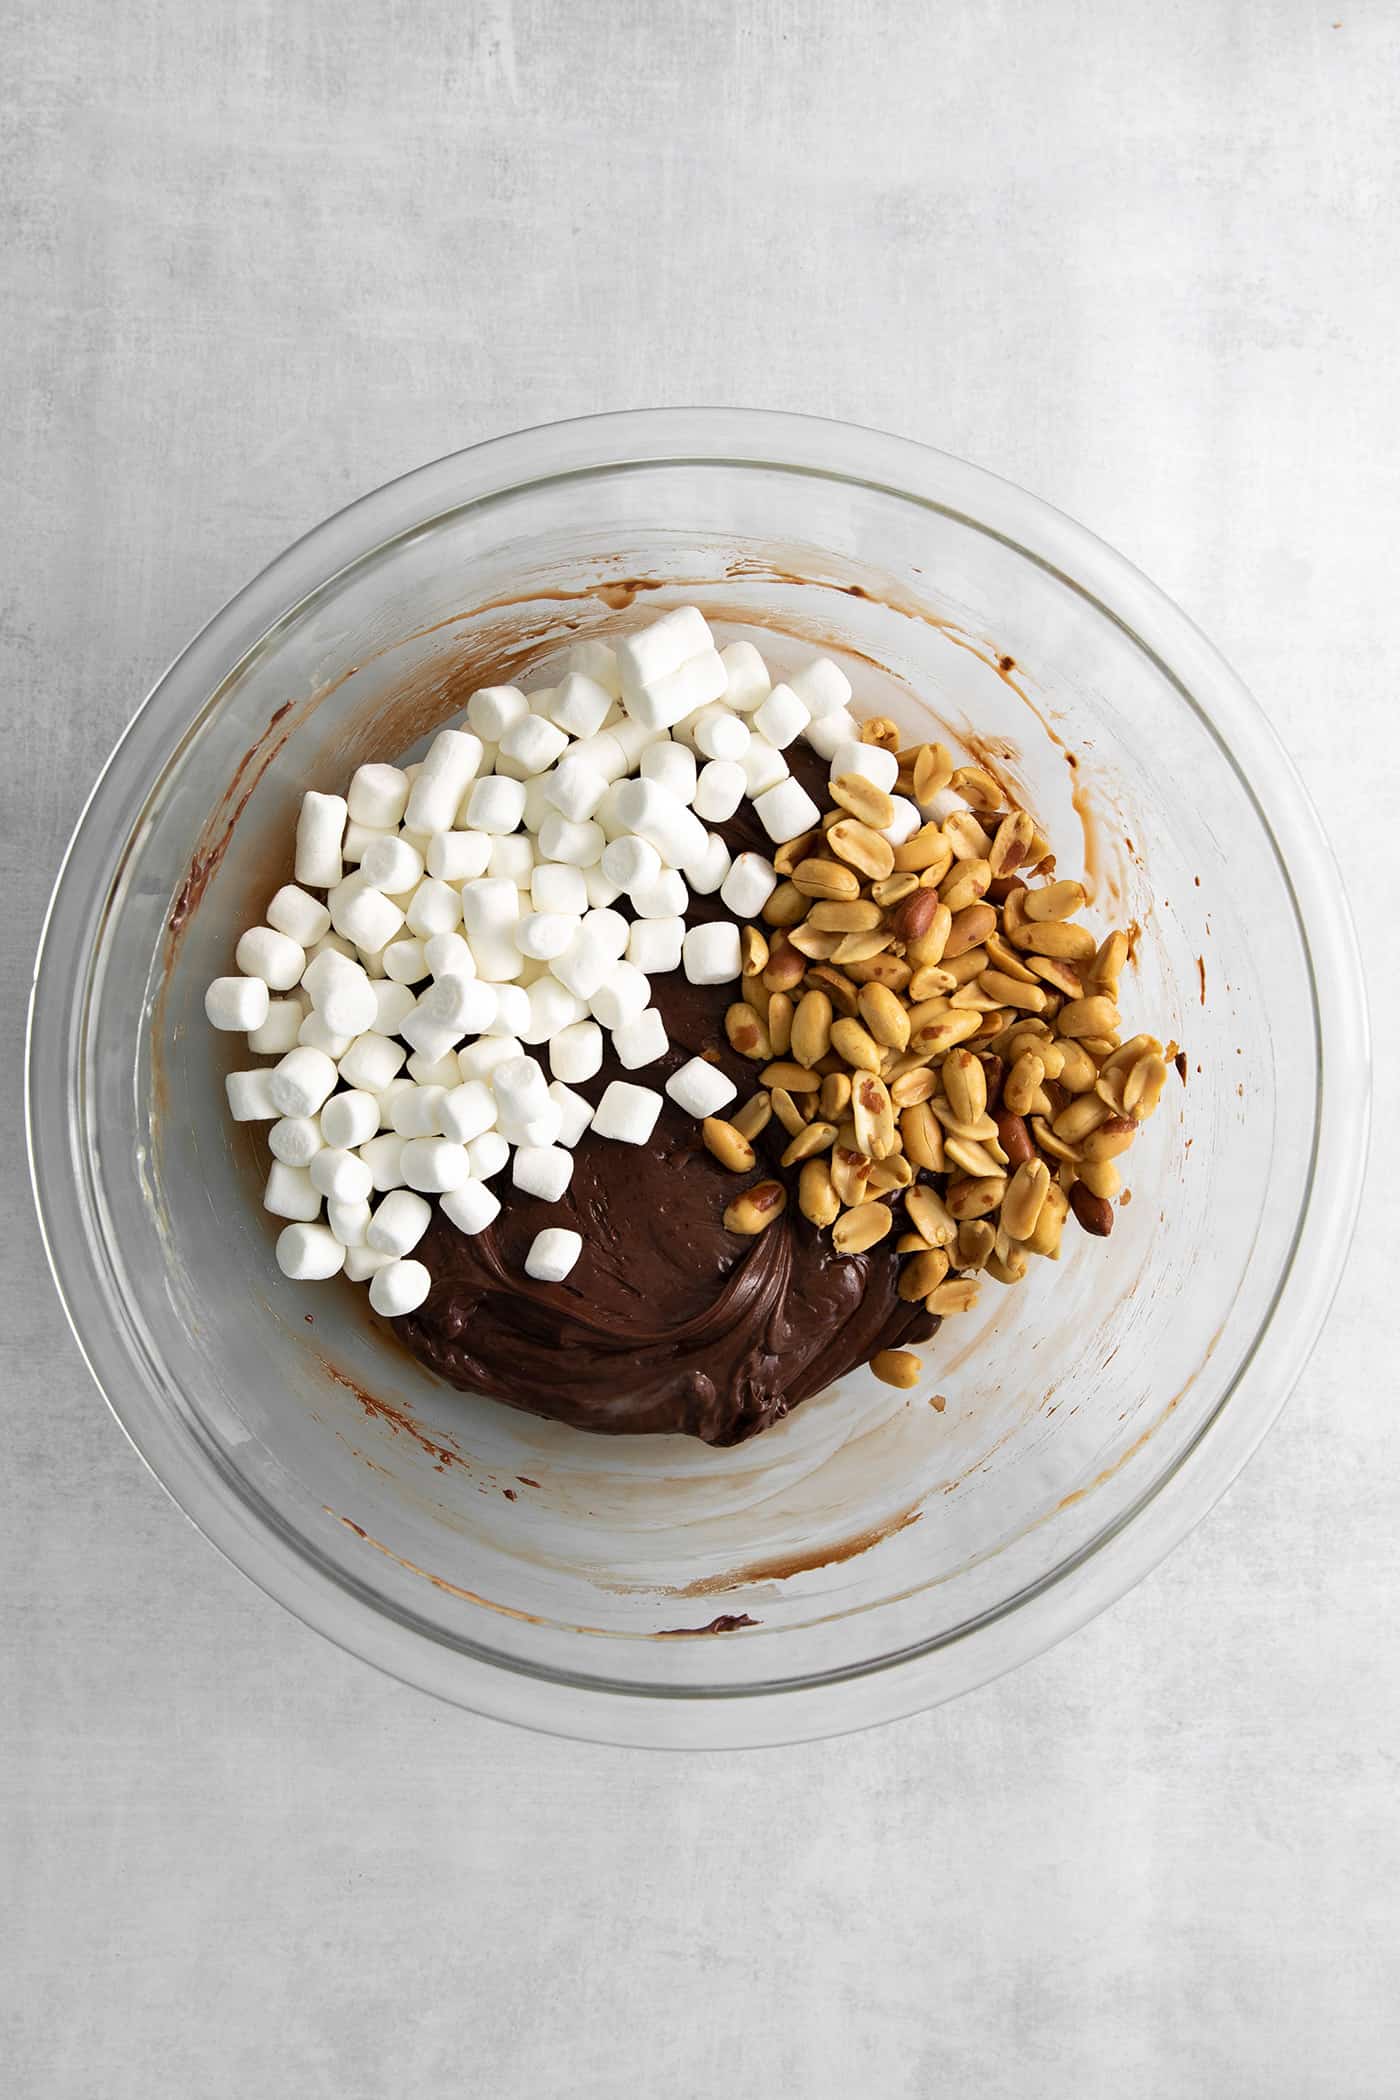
[208,607,921,1317]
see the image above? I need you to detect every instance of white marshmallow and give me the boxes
[405,730,485,834]
[268,1046,339,1118]
[631,869,689,919]
[549,673,614,740]
[537,813,604,866]
[590,962,650,1031]
[829,739,899,793]
[328,875,405,955]
[569,730,629,785]
[347,763,410,830]
[296,1011,352,1059]
[583,863,622,908]
[517,911,577,962]
[626,916,684,974]
[640,737,698,803]
[591,1081,664,1146]
[492,1053,549,1115]
[266,884,332,947]
[359,834,424,896]
[719,639,772,713]
[295,791,347,889]
[264,1161,321,1222]
[512,1145,575,1202]
[440,1178,502,1237]
[523,1227,582,1283]
[247,997,304,1056]
[383,937,430,985]
[584,908,631,959]
[468,1130,511,1181]
[566,639,622,698]
[612,1007,668,1070]
[617,606,712,700]
[459,878,522,982]
[523,974,587,1044]
[371,980,416,1036]
[498,713,569,778]
[547,1081,593,1149]
[369,1259,431,1317]
[466,684,529,741]
[360,1133,407,1192]
[327,1197,372,1248]
[753,682,811,749]
[206,975,270,1032]
[486,833,536,886]
[739,737,790,797]
[406,1049,462,1088]
[367,1188,433,1254]
[338,1033,407,1093]
[309,1147,374,1203]
[400,1137,472,1192]
[439,1080,498,1145]
[551,929,614,1001]
[305,931,357,963]
[526,683,558,716]
[339,822,380,866]
[268,1115,324,1167]
[389,1084,446,1138]
[457,1035,523,1083]
[464,773,527,835]
[805,705,860,761]
[692,704,751,762]
[720,853,779,918]
[611,778,709,869]
[531,861,589,916]
[276,1222,345,1280]
[549,1020,604,1084]
[235,925,305,992]
[682,922,743,986]
[544,756,608,823]
[681,832,732,896]
[303,948,378,1037]
[344,1244,395,1281]
[226,1068,279,1122]
[788,656,853,717]
[405,877,463,940]
[883,794,923,845]
[601,834,662,896]
[487,982,531,1038]
[753,777,822,845]
[320,1089,380,1150]
[692,759,746,824]
[628,648,728,733]
[402,975,498,1056]
[426,829,492,882]
[666,1057,738,1118]
[520,773,552,834]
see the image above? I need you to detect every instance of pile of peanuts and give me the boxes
[700,725,1176,1388]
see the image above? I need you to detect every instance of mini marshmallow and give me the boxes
[719,639,772,713]
[584,908,631,960]
[487,833,535,886]
[344,1244,395,1281]
[626,916,684,974]
[566,639,622,698]
[829,738,899,792]
[340,822,380,865]
[548,673,613,740]
[235,925,305,992]
[405,730,485,834]
[402,974,498,1055]
[439,1079,498,1145]
[788,656,853,717]
[753,777,822,845]
[666,1057,738,1118]
[590,961,650,1031]
[544,755,608,823]
[320,1089,380,1150]
[512,1145,575,1203]
[400,1137,473,1193]
[631,869,689,919]
[268,1046,339,1118]
[309,1147,374,1204]
[739,737,790,797]
[327,1197,372,1248]
[383,937,430,985]
[296,1011,352,1059]
[328,875,405,955]
[640,738,698,803]
[426,830,492,882]
[547,1081,593,1149]
[753,682,811,750]
[681,832,731,896]
[459,878,522,982]
[303,949,378,1037]
[306,932,357,963]
[360,1133,407,1192]
[692,704,751,762]
[612,1007,668,1070]
[492,1053,549,1115]
[516,911,578,961]
[359,834,424,896]
[247,997,304,1056]
[551,930,614,1001]
[205,975,270,1032]
[693,759,746,824]
[468,1130,511,1181]
[276,1222,345,1281]
[630,648,728,733]
[264,1161,321,1222]
[520,773,552,834]
[369,1259,431,1317]
[524,1227,583,1284]
[464,773,527,835]
[457,1035,524,1083]
[583,863,622,908]
[549,1019,604,1084]
[348,762,410,830]
[531,861,589,916]
[389,1084,446,1138]
[569,730,629,785]
[406,1049,463,1088]
[805,705,860,761]
[487,982,531,1038]
[367,1188,433,1255]
[720,853,779,918]
[440,1179,502,1236]
[268,1115,324,1167]
[683,922,743,985]
[466,684,529,741]
[498,713,569,779]
[226,1069,279,1122]
[591,1081,664,1147]
[295,791,347,889]
[405,877,463,940]
[338,1032,407,1093]
[523,974,587,1045]
[526,684,559,716]
[617,606,713,701]
[601,834,663,896]
[371,980,416,1035]
[536,813,604,866]
[266,884,332,947]
[612,778,709,869]
[883,795,923,845]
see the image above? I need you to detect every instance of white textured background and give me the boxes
[4,3,1396,2094]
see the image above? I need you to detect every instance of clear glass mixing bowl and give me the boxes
[27,410,1369,1746]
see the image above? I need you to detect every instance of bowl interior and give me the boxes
[56,448,1321,1734]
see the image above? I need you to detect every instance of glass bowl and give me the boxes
[27,410,1369,1747]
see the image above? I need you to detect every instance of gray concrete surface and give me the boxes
[4,3,1396,2094]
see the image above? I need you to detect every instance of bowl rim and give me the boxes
[26,407,1372,1747]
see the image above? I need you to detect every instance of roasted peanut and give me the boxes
[731,1092,773,1141]
[1069,1179,1114,1236]
[858,981,910,1051]
[831,773,897,829]
[723,1181,788,1234]
[832,1200,895,1254]
[703,1118,757,1172]
[828,817,895,881]
[781,1120,838,1166]
[829,1016,884,1073]
[798,1158,840,1228]
[724,1003,772,1061]
[871,1348,921,1389]
[899,1249,950,1300]
[900,1101,945,1171]
[790,990,834,1069]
